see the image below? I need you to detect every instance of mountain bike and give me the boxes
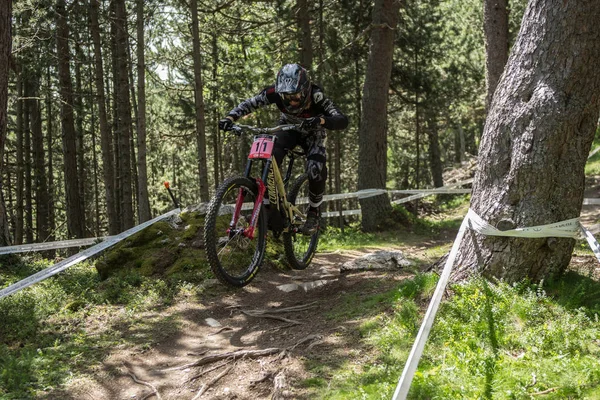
[204,123,320,287]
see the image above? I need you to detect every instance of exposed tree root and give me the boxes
[208,326,234,336]
[185,359,234,383]
[245,301,318,314]
[191,364,235,400]
[271,370,288,400]
[241,310,302,325]
[125,368,162,400]
[173,348,282,370]
[288,334,323,351]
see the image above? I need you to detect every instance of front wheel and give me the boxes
[204,176,267,287]
[283,173,320,270]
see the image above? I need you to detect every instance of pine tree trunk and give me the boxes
[74,35,86,228]
[457,0,600,282]
[0,0,12,245]
[211,33,220,189]
[484,0,509,110]
[46,65,55,242]
[90,0,118,235]
[296,0,313,69]
[24,79,33,243]
[426,110,443,188]
[30,76,50,242]
[15,75,23,244]
[136,0,151,221]
[190,0,210,203]
[114,0,134,230]
[56,0,85,239]
[357,0,399,232]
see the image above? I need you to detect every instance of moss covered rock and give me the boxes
[94,210,209,280]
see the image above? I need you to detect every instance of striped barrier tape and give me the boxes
[0,209,180,300]
[392,209,600,399]
[0,237,114,255]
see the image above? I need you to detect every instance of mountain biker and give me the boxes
[219,63,349,234]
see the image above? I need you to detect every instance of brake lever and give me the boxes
[230,125,243,136]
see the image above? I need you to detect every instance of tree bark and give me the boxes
[426,110,443,188]
[114,0,134,230]
[190,0,210,203]
[357,0,400,232]
[296,0,313,69]
[0,0,12,245]
[136,0,151,221]
[15,75,23,244]
[484,0,509,111]
[56,0,85,239]
[46,65,55,242]
[30,76,50,242]
[457,0,600,282]
[90,0,119,235]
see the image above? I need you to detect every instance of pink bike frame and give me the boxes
[228,135,275,240]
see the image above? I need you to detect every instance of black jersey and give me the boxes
[226,84,348,131]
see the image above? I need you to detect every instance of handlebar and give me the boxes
[229,123,310,136]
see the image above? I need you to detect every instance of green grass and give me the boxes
[0,256,203,399]
[304,273,600,399]
[585,141,600,175]
[319,202,465,253]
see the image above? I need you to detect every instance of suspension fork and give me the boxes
[229,159,269,240]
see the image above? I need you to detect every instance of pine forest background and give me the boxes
[5,0,526,243]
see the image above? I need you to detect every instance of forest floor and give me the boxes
[44,173,600,400]
[52,245,434,400]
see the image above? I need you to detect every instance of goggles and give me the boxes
[282,92,303,103]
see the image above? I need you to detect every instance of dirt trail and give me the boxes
[60,248,414,400]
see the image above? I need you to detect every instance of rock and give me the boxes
[340,250,411,273]
[277,283,301,293]
[205,318,222,327]
[183,203,209,215]
[277,279,334,292]
[166,213,183,229]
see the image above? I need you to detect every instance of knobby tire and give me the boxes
[204,176,266,287]
[283,173,319,270]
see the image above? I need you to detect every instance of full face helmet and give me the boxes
[275,64,311,114]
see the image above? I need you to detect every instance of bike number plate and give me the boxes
[248,136,275,159]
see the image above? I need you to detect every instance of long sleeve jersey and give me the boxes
[226,84,349,130]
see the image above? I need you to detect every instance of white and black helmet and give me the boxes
[275,64,311,114]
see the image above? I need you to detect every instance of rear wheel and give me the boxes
[204,176,266,287]
[283,173,319,270]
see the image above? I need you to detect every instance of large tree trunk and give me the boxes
[0,0,12,245]
[426,110,443,188]
[457,0,600,282]
[136,0,151,221]
[483,0,509,110]
[296,0,313,69]
[56,0,85,239]
[90,0,118,235]
[46,66,56,242]
[24,79,33,243]
[190,0,210,203]
[357,0,399,232]
[15,75,23,244]
[114,0,134,230]
[30,77,50,242]
[211,33,221,189]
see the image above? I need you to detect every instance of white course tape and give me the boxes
[393,208,599,399]
[0,237,114,255]
[465,209,581,239]
[393,216,471,400]
[0,209,180,300]
[579,225,600,263]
